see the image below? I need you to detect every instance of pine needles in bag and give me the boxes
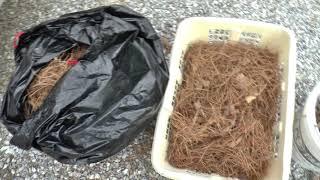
[24,45,87,117]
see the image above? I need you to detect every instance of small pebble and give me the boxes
[32,174,38,179]
[94,174,101,179]
[88,175,95,179]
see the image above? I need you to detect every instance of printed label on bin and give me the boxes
[239,32,262,45]
[208,29,231,42]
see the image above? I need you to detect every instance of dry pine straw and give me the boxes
[24,45,87,117]
[168,41,280,180]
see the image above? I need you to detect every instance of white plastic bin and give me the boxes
[292,82,320,172]
[152,17,296,180]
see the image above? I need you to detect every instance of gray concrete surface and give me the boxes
[0,0,320,179]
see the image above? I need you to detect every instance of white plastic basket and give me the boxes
[152,17,296,180]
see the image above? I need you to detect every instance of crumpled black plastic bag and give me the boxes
[0,5,168,164]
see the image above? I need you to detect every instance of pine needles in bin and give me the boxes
[168,41,280,180]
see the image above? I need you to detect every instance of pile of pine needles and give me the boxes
[24,45,86,117]
[168,41,280,180]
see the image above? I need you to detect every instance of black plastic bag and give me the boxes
[0,5,168,164]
